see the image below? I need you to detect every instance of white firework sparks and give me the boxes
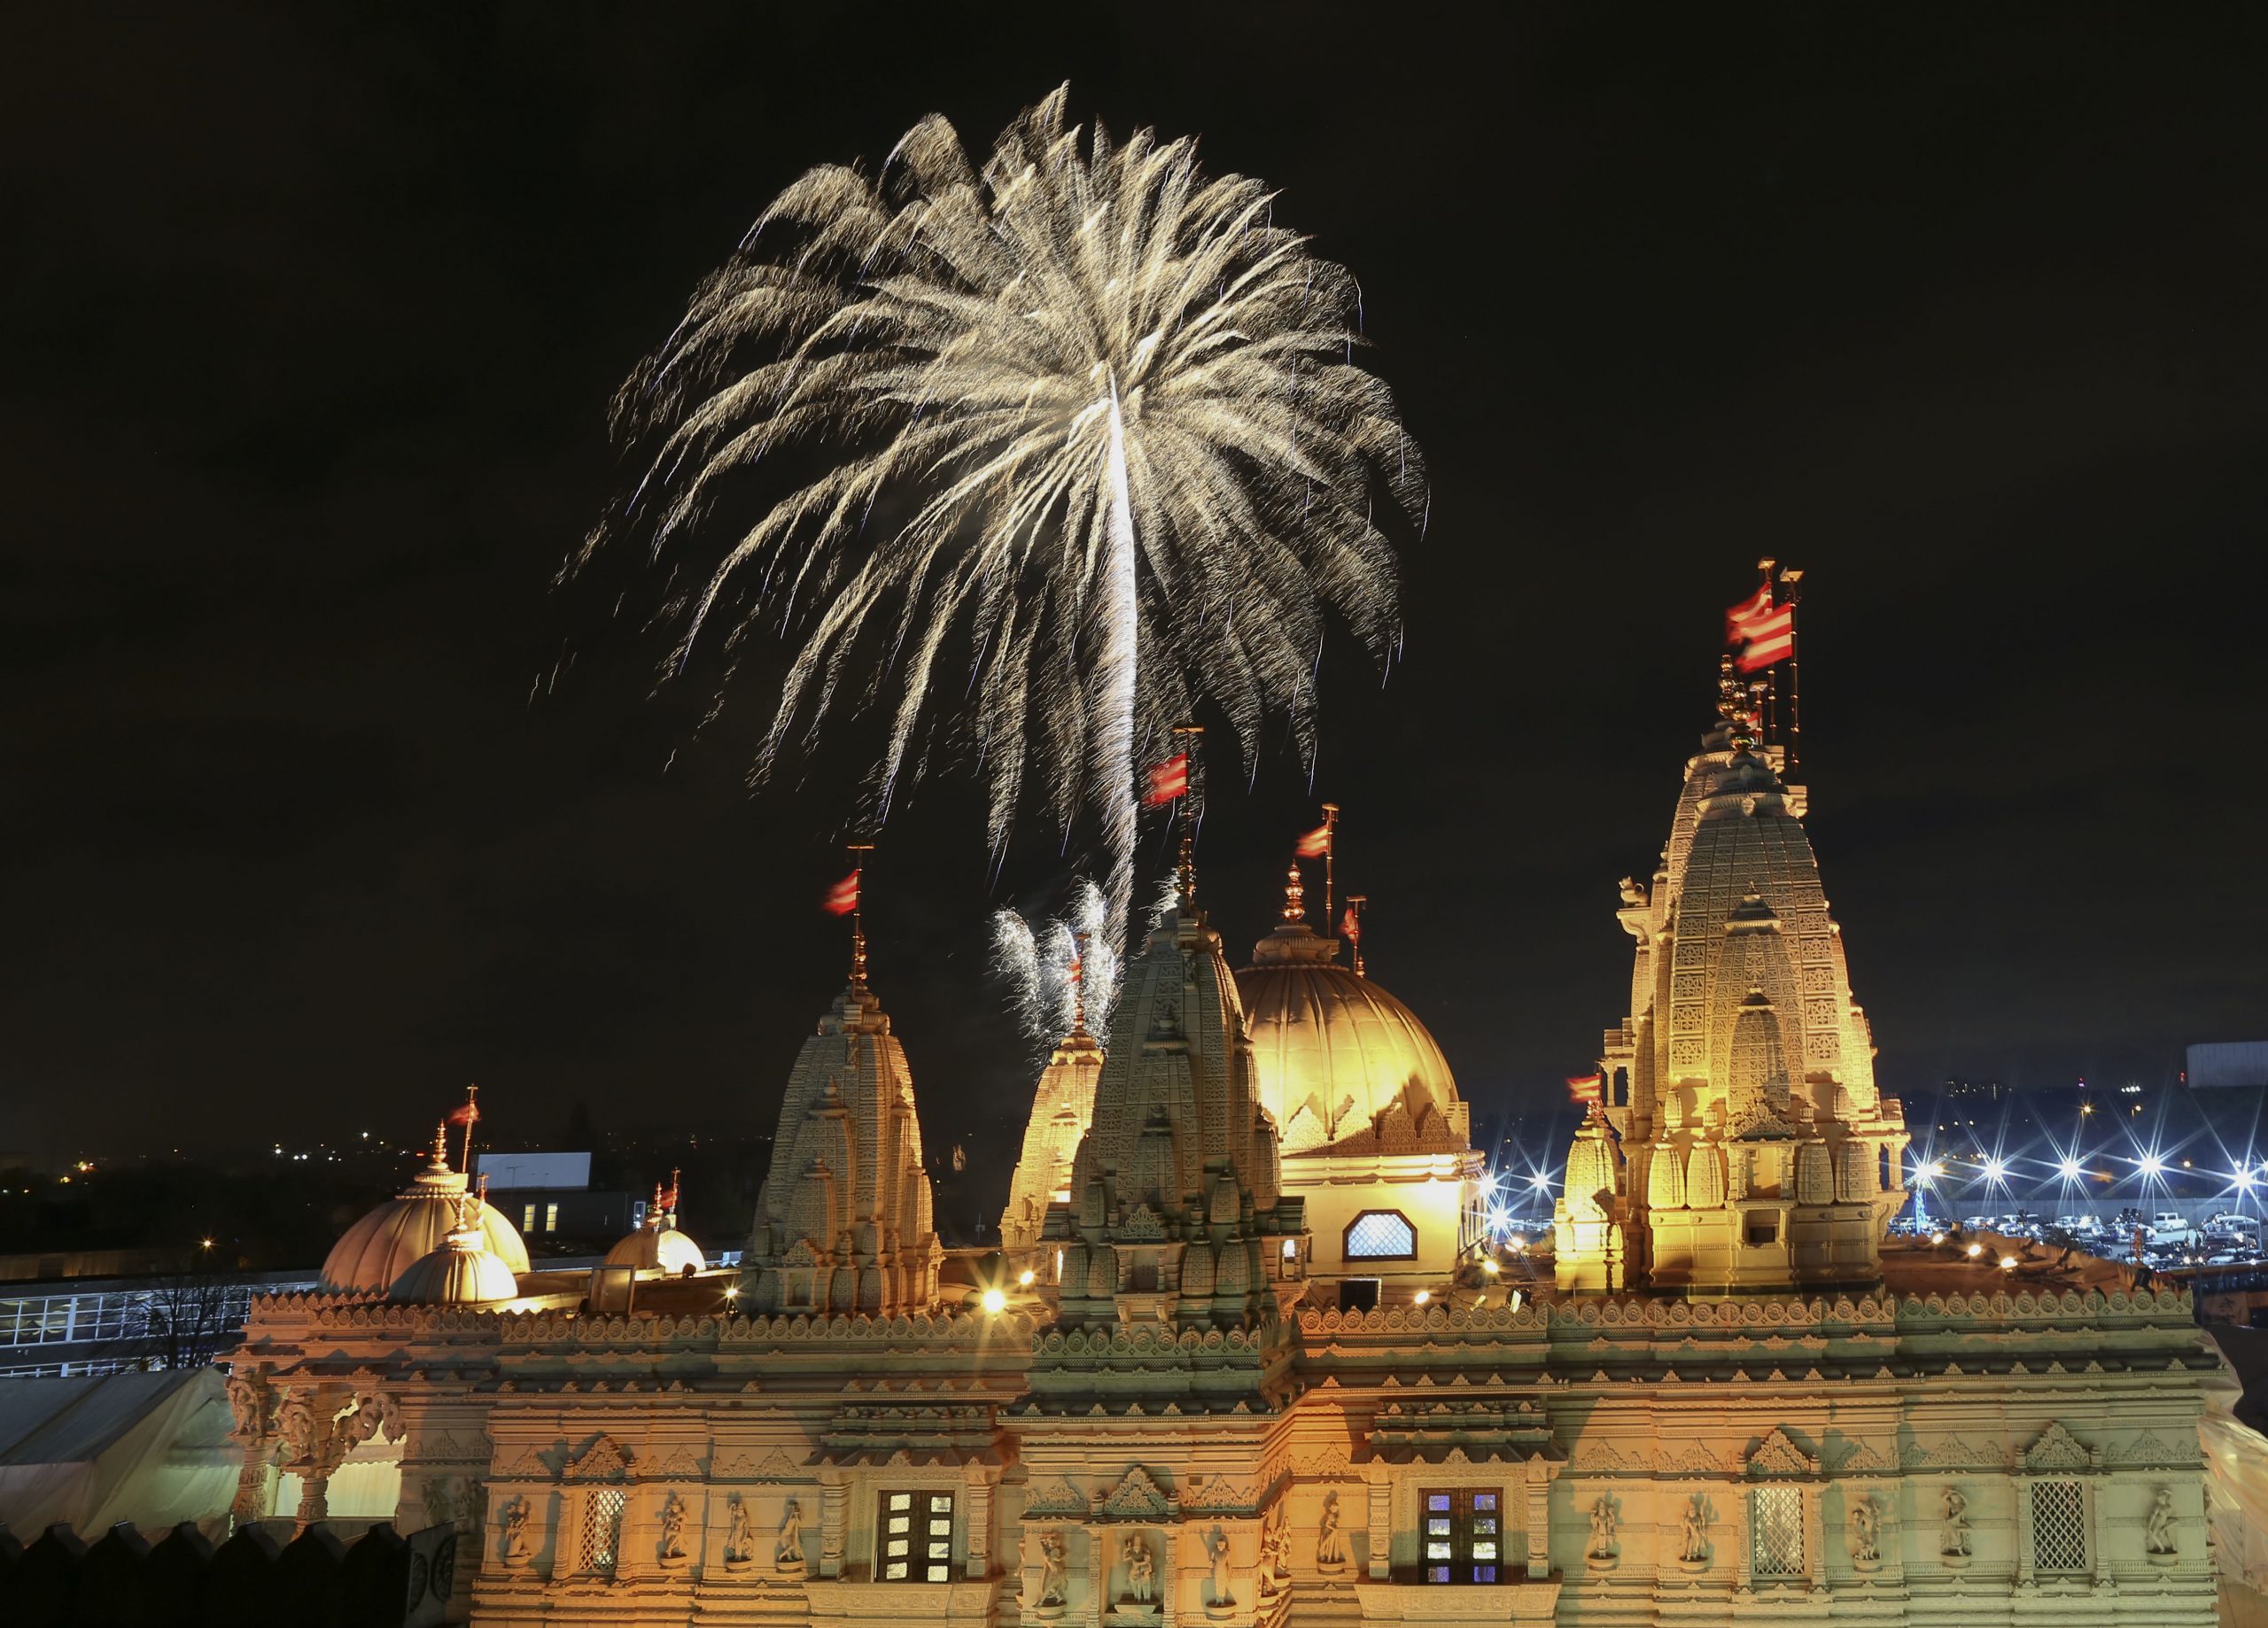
[580,84,1424,958]
[990,877,1120,1049]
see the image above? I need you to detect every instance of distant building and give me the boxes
[1,1267,316,1378]
[2188,1042,2268,1089]
[473,1148,633,1242]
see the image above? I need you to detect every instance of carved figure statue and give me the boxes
[349,1391,403,1446]
[1258,1503,1289,1594]
[1940,1485,1970,1556]
[224,1373,268,1438]
[659,1492,687,1562]
[1680,1493,1709,1562]
[776,1497,805,1566]
[1847,1493,1879,1563]
[2147,1485,2179,1555]
[725,1494,755,1564]
[1124,1532,1155,1603]
[1588,1493,1619,1557]
[1205,1525,1233,1608]
[1619,876,1650,909]
[1037,1529,1069,1607]
[1317,1490,1348,1567]
[276,1394,317,1463]
[499,1496,532,1564]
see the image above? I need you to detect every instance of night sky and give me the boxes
[6,6,2265,1181]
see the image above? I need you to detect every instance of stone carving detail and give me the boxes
[1678,1492,1711,1565]
[1588,1494,1619,1560]
[723,1494,756,1567]
[2023,1421,2094,1472]
[1036,1529,1070,1609]
[498,1495,532,1565]
[1317,1490,1349,1570]
[776,1497,805,1567]
[1203,1525,1233,1611]
[1663,1439,1724,1476]
[1745,1426,1816,1477]
[1902,1435,2005,1472]
[1022,1475,1090,1517]
[2146,1485,2179,1557]
[1122,1532,1156,1604]
[658,1492,687,1563]
[1846,1492,1880,1566]
[225,1371,275,1440]
[1099,1467,1175,1521]
[1939,1485,1971,1558]
[2111,1431,2195,1469]
[565,1435,633,1481]
[1258,1504,1289,1597]
[1837,1438,1896,1474]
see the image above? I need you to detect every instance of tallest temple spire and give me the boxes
[1557,652,1907,1293]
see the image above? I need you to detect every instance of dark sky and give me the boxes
[5,5,2265,1179]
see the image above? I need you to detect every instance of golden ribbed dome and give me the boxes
[388,1224,518,1306]
[1235,915,1467,1158]
[322,1130,530,1293]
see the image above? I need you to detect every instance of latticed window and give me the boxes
[1418,1488,1503,1584]
[2031,1480,2088,1574]
[580,1488,625,1573]
[1345,1210,1418,1260]
[1751,1485,1805,1578]
[878,1489,954,1582]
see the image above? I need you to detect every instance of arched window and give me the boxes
[1612,1068,1629,1107]
[1344,1210,1418,1260]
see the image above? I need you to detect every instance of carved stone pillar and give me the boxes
[1364,1469,1392,1581]
[230,1433,272,1525]
[1524,1456,1555,1579]
[819,1469,849,1578]
[964,1466,996,1580]
[224,1366,277,1527]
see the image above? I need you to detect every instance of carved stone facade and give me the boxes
[740,968,942,1317]
[1565,670,1910,1292]
[221,667,2220,1628]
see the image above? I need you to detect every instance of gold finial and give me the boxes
[1345,893,1368,979]
[1176,826,1196,911]
[1068,932,1088,1036]
[431,1121,451,1172]
[1281,858,1306,925]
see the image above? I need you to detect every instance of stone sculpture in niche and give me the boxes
[1939,1485,1970,1558]
[1316,1490,1349,1570]
[776,1497,805,1567]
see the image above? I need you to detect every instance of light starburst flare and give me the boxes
[576,86,1425,973]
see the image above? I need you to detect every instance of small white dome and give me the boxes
[389,1227,517,1306]
[603,1224,706,1276]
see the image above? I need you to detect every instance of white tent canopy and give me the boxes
[0,1368,236,1539]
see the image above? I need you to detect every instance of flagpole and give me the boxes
[1755,557,1778,751]
[1346,894,1367,978]
[458,1084,478,1176]
[1319,802,1340,931]
[1170,724,1203,904]
[845,841,874,988]
[1779,567,1806,774]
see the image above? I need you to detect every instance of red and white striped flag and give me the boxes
[1142,753,1189,806]
[1734,602,1795,671]
[1295,820,1332,858]
[1565,1073,1604,1106]
[822,870,861,916]
[1725,585,1775,645]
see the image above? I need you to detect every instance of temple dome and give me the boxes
[1236,905,1466,1158]
[604,1178,706,1276]
[322,1128,530,1294]
[388,1219,518,1306]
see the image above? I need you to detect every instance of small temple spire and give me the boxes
[1280,858,1306,925]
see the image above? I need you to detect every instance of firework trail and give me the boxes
[990,878,1119,1049]
[579,84,1424,980]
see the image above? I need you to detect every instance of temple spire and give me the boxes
[844,841,874,991]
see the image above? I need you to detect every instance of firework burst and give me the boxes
[581,84,1424,965]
